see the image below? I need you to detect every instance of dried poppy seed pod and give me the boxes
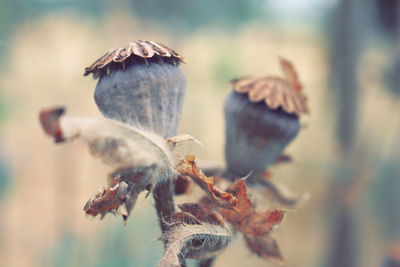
[84,41,186,223]
[224,58,308,180]
[84,40,186,138]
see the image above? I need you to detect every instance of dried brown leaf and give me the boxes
[177,155,238,209]
[221,179,285,236]
[244,234,284,265]
[84,181,128,217]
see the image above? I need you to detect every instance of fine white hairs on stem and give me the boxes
[157,223,232,267]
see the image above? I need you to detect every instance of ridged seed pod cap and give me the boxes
[85,40,186,138]
[224,57,308,180]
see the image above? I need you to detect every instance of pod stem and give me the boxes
[153,179,187,266]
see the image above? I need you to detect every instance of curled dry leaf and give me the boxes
[158,202,232,267]
[221,179,285,236]
[244,234,284,265]
[84,180,128,217]
[84,40,184,78]
[177,155,238,209]
[39,106,177,222]
[230,57,308,116]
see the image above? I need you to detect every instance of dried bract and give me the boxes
[177,155,238,209]
[244,234,284,265]
[84,180,128,217]
[221,179,285,236]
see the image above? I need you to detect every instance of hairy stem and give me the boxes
[153,180,187,266]
[153,181,176,233]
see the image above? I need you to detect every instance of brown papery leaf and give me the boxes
[84,181,128,217]
[244,234,284,265]
[221,179,285,236]
[177,155,238,209]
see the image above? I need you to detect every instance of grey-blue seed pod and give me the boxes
[224,58,308,181]
[84,40,186,138]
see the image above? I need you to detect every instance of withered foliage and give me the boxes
[177,155,238,209]
[84,40,184,78]
[192,178,286,264]
[244,234,284,265]
[231,57,308,116]
[84,180,128,218]
[221,179,285,236]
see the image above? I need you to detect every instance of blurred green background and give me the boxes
[0,0,399,266]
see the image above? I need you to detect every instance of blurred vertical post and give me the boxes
[376,1,400,265]
[326,0,366,266]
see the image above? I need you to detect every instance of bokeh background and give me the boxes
[0,0,399,266]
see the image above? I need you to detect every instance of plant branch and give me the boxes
[153,180,187,266]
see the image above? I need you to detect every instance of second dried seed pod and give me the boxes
[224,58,308,180]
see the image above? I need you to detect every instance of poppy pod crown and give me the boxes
[224,58,308,180]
